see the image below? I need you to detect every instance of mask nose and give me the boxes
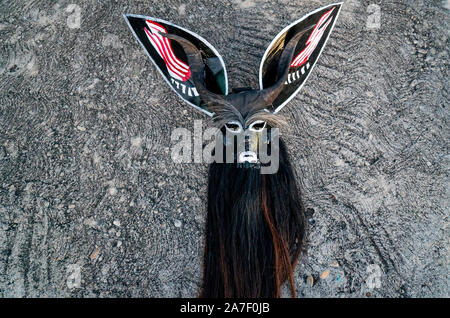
[238,134,258,163]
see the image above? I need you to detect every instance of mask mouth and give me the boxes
[238,151,258,164]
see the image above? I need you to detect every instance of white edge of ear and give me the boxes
[123,13,229,118]
[257,2,344,114]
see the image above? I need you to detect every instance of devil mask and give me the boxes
[124,3,342,168]
[124,3,343,298]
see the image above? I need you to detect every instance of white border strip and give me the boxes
[257,2,343,114]
[123,13,230,117]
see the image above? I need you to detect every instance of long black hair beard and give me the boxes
[201,138,306,298]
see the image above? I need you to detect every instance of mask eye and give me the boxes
[248,120,266,132]
[225,121,243,134]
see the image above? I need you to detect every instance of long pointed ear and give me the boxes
[259,3,343,113]
[123,14,228,116]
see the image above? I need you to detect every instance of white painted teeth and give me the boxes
[238,151,258,163]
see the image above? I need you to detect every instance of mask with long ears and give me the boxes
[124,2,342,298]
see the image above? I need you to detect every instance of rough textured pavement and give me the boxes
[0,0,448,297]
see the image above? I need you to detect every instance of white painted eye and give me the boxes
[225,121,243,134]
[248,120,266,132]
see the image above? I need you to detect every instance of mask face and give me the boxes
[124,3,343,168]
[222,119,271,167]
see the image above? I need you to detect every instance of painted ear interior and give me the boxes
[259,3,343,113]
[123,14,228,116]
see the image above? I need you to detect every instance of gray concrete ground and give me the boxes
[0,0,448,297]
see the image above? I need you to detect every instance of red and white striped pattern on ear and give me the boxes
[144,20,191,82]
[290,7,335,68]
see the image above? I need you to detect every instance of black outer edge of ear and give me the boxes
[257,2,344,114]
[123,13,229,117]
